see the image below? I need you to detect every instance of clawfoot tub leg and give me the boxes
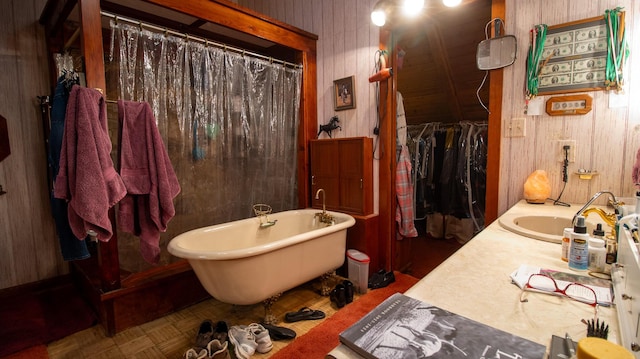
[320,270,338,296]
[262,293,281,325]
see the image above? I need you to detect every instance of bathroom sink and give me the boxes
[499,214,598,243]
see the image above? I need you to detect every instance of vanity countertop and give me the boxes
[405,199,619,347]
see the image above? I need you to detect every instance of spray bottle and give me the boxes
[569,215,589,271]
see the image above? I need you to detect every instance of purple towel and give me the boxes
[53,86,126,241]
[117,100,180,264]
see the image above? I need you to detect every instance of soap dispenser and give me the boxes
[569,215,589,271]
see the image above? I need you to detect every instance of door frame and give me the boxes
[378,0,505,271]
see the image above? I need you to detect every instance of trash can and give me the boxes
[346,249,370,294]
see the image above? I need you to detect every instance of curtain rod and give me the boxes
[100,11,302,70]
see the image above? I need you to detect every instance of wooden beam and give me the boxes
[142,0,317,52]
[484,0,506,224]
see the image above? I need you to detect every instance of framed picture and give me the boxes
[537,16,608,95]
[333,76,356,111]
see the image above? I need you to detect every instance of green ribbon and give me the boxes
[604,7,628,91]
[526,24,547,99]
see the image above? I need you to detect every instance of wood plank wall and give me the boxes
[0,0,67,290]
[237,0,382,213]
[500,0,640,214]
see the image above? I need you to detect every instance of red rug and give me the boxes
[271,272,419,359]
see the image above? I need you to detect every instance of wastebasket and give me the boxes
[346,249,370,294]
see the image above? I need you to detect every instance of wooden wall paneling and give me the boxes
[0,0,65,289]
[499,0,637,215]
[341,0,358,138]
[0,1,27,288]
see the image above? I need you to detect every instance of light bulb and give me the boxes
[371,9,386,27]
[443,0,462,7]
[402,0,424,16]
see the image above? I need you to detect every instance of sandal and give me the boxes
[260,323,297,340]
[284,307,326,322]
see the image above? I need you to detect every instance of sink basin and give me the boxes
[499,214,598,243]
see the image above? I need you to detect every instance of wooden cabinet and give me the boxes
[310,137,373,215]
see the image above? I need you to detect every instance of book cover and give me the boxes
[339,293,546,359]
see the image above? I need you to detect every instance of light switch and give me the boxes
[506,118,526,137]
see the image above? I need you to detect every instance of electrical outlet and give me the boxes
[557,140,576,162]
[506,118,526,137]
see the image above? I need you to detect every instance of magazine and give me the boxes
[339,293,546,359]
[510,264,613,306]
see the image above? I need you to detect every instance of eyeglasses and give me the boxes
[519,273,599,317]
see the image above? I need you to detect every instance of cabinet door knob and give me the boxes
[312,175,315,186]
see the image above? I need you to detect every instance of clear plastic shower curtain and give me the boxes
[107,21,302,271]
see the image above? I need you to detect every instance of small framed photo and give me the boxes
[333,76,356,111]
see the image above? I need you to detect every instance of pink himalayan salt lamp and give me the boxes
[523,170,551,204]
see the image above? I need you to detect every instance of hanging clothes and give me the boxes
[406,122,487,243]
[49,73,90,261]
[117,100,181,265]
[395,92,418,238]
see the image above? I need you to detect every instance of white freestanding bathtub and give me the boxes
[168,209,355,307]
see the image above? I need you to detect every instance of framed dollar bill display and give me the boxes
[537,16,607,95]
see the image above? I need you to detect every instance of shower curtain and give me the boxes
[107,21,302,271]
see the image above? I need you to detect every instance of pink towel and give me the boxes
[117,100,180,264]
[53,86,126,241]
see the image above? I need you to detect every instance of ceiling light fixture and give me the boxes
[442,0,462,7]
[402,0,425,16]
[371,0,460,27]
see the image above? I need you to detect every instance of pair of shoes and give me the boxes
[228,323,273,359]
[284,307,326,322]
[195,319,215,349]
[330,280,354,308]
[368,269,395,289]
[260,323,297,340]
[213,320,229,343]
[184,340,230,359]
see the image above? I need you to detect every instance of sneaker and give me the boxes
[184,347,207,359]
[247,323,273,353]
[206,339,230,359]
[228,325,258,359]
[195,319,215,349]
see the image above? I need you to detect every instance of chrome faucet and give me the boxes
[573,191,620,227]
[315,189,334,224]
[253,203,277,228]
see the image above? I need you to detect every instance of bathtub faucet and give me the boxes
[253,204,277,228]
[315,189,334,224]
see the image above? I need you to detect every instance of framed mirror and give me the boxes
[476,35,517,70]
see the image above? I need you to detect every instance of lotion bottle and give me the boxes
[569,215,589,271]
[561,227,572,262]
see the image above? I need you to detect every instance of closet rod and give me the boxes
[100,11,303,70]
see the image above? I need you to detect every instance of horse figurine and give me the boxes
[317,116,341,138]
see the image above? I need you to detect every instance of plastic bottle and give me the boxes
[588,237,606,273]
[561,227,572,262]
[569,215,589,271]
